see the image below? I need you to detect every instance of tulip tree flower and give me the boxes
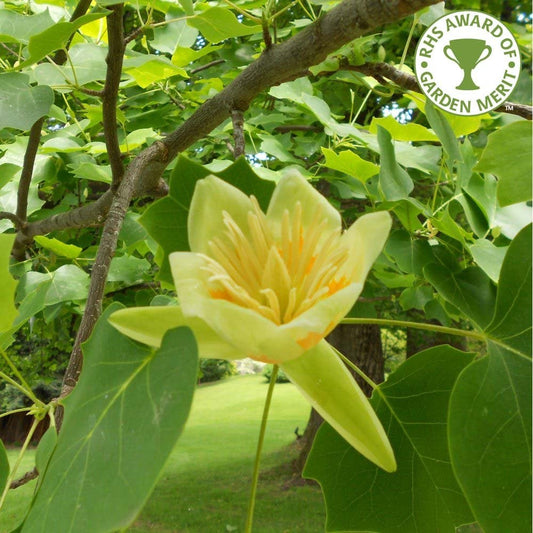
[109,172,396,472]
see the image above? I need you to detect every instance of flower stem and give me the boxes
[245,365,278,533]
[340,317,483,340]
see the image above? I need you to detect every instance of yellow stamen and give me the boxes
[202,198,351,325]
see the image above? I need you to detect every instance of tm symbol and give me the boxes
[505,104,514,111]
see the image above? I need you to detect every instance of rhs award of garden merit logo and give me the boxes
[415,10,521,116]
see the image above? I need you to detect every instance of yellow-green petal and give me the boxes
[281,340,396,472]
[188,175,256,254]
[108,306,242,360]
[280,282,363,351]
[340,210,392,283]
[266,171,340,238]
[170,251,303,362]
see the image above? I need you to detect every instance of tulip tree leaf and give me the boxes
[475,121,532,207]
[21,304,198,533]
[0,9,55,43]
[424,101,462,163]
[485,224,532,357]
[469,239,507,283]
[0,73,53,130]
[19,11,109,68]
[377,126,414,200]
[0,234,17,333]
[321,148,379,183]
[187,7,261,42]
[140,155,274,284]
[449,344,532,533]
[424,264,496,329]
[305,346,475,533]
[33,236,82,259]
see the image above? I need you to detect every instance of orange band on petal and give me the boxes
[297,331,323,350]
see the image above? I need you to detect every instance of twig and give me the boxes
[190,59,226,75]
[16,118,44,225]
[10,467,38,490]
[0,212,23,231]
[339,61,532,120]
[59,142,168,414]
[124,25,146,45]
[102,5,126,190]
[231,109,245,158]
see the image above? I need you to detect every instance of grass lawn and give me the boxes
[0,375,326,532]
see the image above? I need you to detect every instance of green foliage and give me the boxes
[262,364,290,383]
[20,304,199,532]
[305,346,476,532]
[198,358,236,383]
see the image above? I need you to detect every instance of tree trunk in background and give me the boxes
[293,324,384,476]
[406,320,467,358]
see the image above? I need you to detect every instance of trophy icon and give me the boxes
[443,39,492,90]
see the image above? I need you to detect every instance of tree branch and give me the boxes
[231,110,245,158]
[345,61,532,120]
[190,59,226,75]
[60,142,168,401]
[103,4,126,190]
[13,0,439,260]
[0,212,23,231]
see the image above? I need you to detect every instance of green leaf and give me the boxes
[385,229,434,275]
[377,126,414,200]
[34,236,82,259]
[449,344,531,533]
[0,438,9,496]
[424,101,462,162]
[469,239,507,283]
[475,121,532,207]
[321,148,379,183]
[485,224,532,356]
[0,234,17,333]
[305,346,475,533]
[369,115,438,141]
[22,304,198,533]
[20,12,109,68]
[399,285,433,311]
[107,255,150,285]
[0,9,55,43]
[140,156,274,284]
[44,265,90,305]
[0,73,53,130]
[172,44,222,67]
[187,7,261,42]
[123,55,187,89]
[425,264,496,329]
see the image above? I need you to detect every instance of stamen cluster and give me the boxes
[201,198,350,325]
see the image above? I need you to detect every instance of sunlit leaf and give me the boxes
[475,121,532,207]
[187,7,261,42]
[0,234,17,333]
[34,236,82,259]
[19,12,109,68]
[321,148,379,183]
